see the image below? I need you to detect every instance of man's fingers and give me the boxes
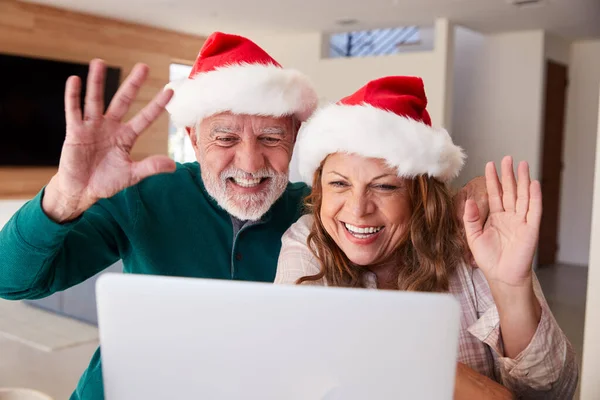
[127,88,174,136]
[131,155,176,184]
[65,75,83,127]
[83,59,106,121]
[106,63,150,122]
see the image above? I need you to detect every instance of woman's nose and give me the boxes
[347,191,375,217]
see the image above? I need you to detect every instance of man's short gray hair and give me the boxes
[194,114,300,141]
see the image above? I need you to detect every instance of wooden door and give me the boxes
[538,61,568,266]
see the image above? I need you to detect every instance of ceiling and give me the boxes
[23,0,600,39]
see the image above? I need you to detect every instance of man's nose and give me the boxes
[235,140,265,174]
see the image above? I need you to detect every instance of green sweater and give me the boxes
[0,162,309,400]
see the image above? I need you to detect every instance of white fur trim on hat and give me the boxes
[296,103,466,184]
[165,63,318,128]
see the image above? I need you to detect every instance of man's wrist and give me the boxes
[42,176,87,223]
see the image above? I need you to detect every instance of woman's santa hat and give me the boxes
[166,32,318,130]
[296,76,465,184]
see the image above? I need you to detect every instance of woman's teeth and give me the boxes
[344,223,383,238]
[232,177,262,187]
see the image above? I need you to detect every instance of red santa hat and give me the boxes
[296,76,465,184]
[166,32,318,130]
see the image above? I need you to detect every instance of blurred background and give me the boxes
[0,0,599,398]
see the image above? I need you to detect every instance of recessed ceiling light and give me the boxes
[335,18,359,27]
[506,0,546,7]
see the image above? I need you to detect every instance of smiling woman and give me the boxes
[299,152,463,291]
[274,75,578,398]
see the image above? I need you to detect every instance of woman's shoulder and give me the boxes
[276,213,323,285]
[449,261,496,315]
[282,213,315,244]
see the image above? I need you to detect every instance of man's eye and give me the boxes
[261,137,281,145]
[217,137,236,143]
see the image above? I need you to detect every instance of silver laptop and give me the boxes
[96,273,461,400]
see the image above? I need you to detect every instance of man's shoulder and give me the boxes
[278,181,310,212]
[284,181,310,197]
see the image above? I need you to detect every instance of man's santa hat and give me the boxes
[166,32,318,130]
[296,76,465,184]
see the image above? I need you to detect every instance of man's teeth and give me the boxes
[232,177,262,187]
[344,223,383,236]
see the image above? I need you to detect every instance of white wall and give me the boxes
[0,200,28,230]
[397,26,435,53]
[452,26,486,187]
[251,20,452,125]
[545,33,571,65]
[557,40,600,265]
[249,19,455,183]
[580,84,600,399]
[452,30,546,187]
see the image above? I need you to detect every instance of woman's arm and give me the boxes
[488,278,541,358]
[467,270,578,398]
[463,157,578,397]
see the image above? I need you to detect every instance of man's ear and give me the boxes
[292,118,301,143]
[186,126,198,147]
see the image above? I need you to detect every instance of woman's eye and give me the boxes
[329,181,348,188]
[375,184,398,191]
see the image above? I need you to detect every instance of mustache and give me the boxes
[219,167,281,180]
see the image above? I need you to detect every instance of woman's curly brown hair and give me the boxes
[297,160,466,292]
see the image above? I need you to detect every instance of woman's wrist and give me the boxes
[487,278,542,357]
[487,277,539,316]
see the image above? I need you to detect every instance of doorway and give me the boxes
[538,60,569,266]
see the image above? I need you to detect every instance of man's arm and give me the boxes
[454,362,514,400]
[0,188,133,300]
[0,59,175,300]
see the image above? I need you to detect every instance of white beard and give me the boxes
[201,164,289,221]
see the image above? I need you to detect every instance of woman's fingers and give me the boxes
[486,162,504,214]
[501,156,517,212]
[463,199,483,247]
[515,161,531,219]
[527,180,543,228]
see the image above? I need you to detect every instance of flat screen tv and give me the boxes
[0,53,121,166]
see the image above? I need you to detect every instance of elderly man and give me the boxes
[0,32,490,400]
